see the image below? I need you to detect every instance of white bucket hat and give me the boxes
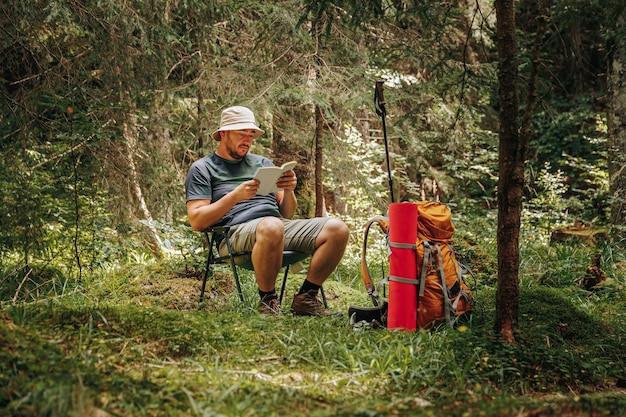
[212,106,265,141]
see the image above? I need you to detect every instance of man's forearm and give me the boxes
[188,193,238,231]
[278,190,297,219]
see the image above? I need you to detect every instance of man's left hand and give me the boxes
[276,170,297,192]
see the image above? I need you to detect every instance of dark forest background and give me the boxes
[2,0,624,269]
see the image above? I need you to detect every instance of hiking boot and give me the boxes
[291,290,329,316]
[258,297,281,315]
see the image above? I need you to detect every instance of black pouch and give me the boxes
[348,302,388,327]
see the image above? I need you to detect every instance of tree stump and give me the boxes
[550,226,608,244]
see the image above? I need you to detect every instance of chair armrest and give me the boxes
[202,225,231,235]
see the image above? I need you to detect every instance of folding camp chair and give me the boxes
[199,225,328,308]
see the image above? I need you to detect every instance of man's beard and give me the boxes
[227,144,247,161]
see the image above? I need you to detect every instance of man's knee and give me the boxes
[256,217,285,240]
[323,218,349,244]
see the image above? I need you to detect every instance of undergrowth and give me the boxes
[1,222,625,416]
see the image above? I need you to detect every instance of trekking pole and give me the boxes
[374,80,394,204]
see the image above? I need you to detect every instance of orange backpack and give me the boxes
[415,201,474,329]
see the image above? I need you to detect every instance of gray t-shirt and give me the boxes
[185,153,282,227]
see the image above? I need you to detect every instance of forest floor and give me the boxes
[1,244,626,416]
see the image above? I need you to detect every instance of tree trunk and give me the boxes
[608,10,626,238]
[314,104,325,217]
[122,113,164,259]
[495,0,521,344]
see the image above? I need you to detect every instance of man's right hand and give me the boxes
[187,180,260,231]
[234,179,260,201]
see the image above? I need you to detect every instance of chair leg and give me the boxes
[223,236,245,304]
[200,258,211,303]
[200,266,208,302]
[320,286,328,309]
[230,264,245,303]
[279,265,289,306]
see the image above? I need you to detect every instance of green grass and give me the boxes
[1,232,626,416]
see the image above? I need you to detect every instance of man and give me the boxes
[186,106,349,315]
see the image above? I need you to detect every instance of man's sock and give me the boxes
[259,289,277,301]
[297,279,320,295]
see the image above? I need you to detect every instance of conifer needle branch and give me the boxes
[30,137,91,172]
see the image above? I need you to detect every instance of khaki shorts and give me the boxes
[219,217,330,256]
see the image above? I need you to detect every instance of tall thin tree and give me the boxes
[494,0,522,344]
[608,7,626,238]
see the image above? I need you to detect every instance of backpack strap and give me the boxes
[418,241,433,297]
[389,242,416,250]
[360,216,389,306]
[452,244,477,291]
[387,276,420,285]
[447,243,476,309]
[448,243,476,308]
[434,243,454,327]
[387,241,418,285]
